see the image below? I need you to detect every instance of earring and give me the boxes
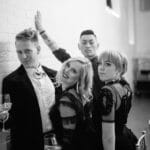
[76,82,79,94]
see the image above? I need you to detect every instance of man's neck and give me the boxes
[23,63,40,69]
[87,55,97,60]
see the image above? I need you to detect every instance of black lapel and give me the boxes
[42,66,57,83]
[17,65,37,99]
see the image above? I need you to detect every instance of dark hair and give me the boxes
[15,28,38,42]
[80,29,96,38]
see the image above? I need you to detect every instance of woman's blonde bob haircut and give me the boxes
[56,57,93,103]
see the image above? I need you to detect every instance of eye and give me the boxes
[89,41,94,45]
[105,62,112,66]
[81,41,87,45]
[66,62,70,68]
[17,51,22,55]
[71,69,77,74]
[25,49,32,54]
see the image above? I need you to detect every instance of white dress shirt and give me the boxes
[25,65,55,133]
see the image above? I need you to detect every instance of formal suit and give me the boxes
[2,65,61,150]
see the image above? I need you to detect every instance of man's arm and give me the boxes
[35,11,71,62]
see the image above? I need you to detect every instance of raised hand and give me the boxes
[35,11,44,32]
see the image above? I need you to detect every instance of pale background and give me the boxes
[0,0,150,98]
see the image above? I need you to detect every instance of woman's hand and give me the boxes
[35,11,44,32]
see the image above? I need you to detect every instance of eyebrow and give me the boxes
[104,60,111,62]
[82,38,94,41]
[103,60,112,63]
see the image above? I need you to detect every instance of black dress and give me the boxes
[50,85,98,150]
[53,49,104,149]
[99,80,137,150]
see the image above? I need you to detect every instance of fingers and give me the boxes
[37,10,41,18]
[35,10,41,22]
[35,10,43,32]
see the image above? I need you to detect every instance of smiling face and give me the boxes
[78,34,99,60]
[61,61,82,88]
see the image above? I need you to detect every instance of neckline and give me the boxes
[105,79,120,85]
[63,84,77,92]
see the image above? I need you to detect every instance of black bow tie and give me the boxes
[33,70,46,79]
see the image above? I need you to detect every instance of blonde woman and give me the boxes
[50,57,98,150]
[97,50,137,150]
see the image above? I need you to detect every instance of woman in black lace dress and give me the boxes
[50,57,98,150]
[97,50,137,150]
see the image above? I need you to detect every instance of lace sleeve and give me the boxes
[53,48,71,62]
[101,88,115,123]
[59,96,77,128]
[58,96,77,146]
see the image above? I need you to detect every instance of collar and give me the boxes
[25,64,46,79]
[25,64,44,73]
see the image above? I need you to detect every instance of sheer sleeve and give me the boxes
[101,88,116,123]
[53,48,71,62]
[58,96,77,146]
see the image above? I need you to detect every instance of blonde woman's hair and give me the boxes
[98,50,122,73]
[56,57,93,103]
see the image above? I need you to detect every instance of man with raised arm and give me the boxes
[35,11,104,150]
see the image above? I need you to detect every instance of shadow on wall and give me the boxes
[0,42,19,99]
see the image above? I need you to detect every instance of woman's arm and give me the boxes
[102,122,115,150]
[101,87,116,150]
[58,96,77,146]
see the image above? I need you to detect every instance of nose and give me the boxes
[85,42,91,47]
[21,53,27,59]
[64,67,70,74]
[99,64,105,71]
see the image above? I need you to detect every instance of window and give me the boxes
[106,0,120,18]
[140,0,150,11]
[106,0,113,9]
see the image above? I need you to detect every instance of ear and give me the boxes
[78,43,81,51]
[116,71,121,77]
[97,43,100,49]
[37,45,41,54]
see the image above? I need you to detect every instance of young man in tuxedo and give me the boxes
[2,28,61,150]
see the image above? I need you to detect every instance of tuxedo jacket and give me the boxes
[2,65,61,150]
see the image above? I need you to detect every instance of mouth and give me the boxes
[22,59,30,63]
[63,72,69,79]
[99,72,105,76]
[85,50,92,53]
